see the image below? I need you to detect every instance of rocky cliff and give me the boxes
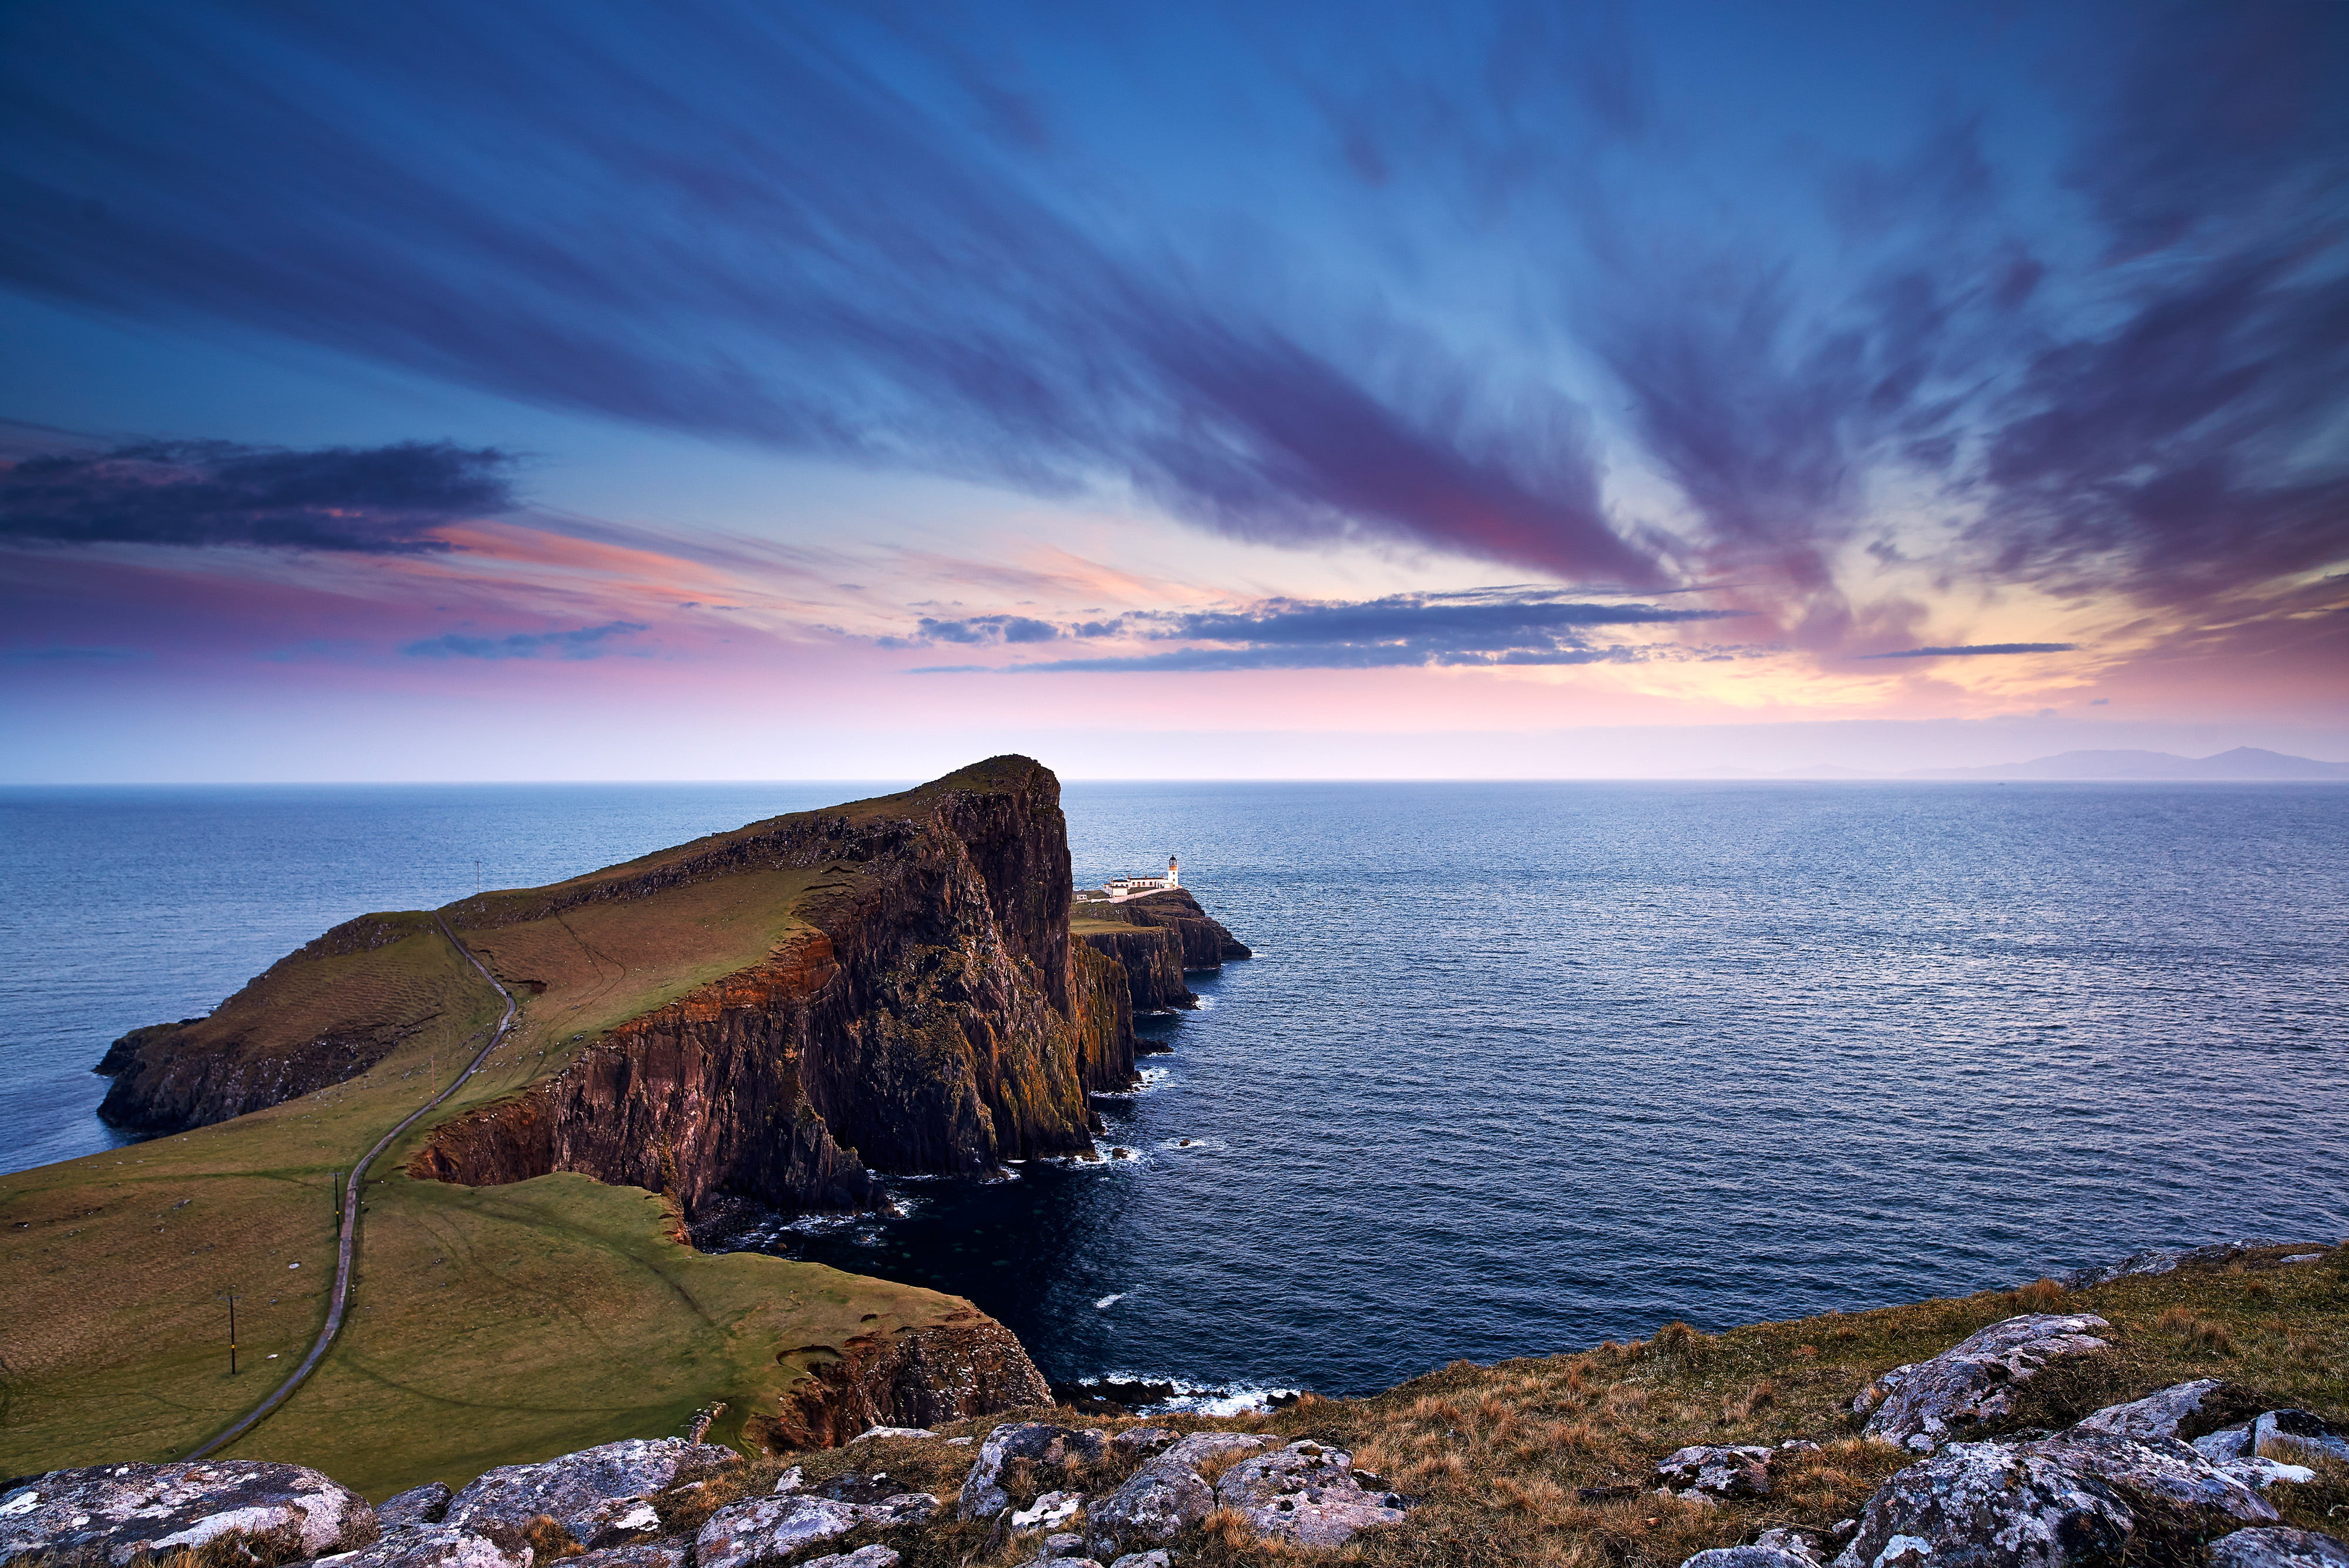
[97,758,1142,1217]
[1069,887,1251,1014]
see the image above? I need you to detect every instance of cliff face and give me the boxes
[409,758,1126,1212]
[759,1308,1053,1451]
[102,758,1140,1217]
[95,912,476,1136]
[1073,926,1197,1012]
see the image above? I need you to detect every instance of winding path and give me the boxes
[186,916,518,1459]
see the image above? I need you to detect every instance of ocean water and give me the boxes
[4,780,2345,1402]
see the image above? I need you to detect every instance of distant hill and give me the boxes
[1906,746,2349,781]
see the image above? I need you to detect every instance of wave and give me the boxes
[1072,1371,1301,1416]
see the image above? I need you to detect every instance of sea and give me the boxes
[4,780,2344,1408]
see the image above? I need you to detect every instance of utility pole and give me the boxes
[224,1290,238,1375]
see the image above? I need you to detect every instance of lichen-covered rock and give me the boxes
[1656,1445,1775,1498]
[956,1422,1106,1520]
[1108,1428,1178,1453]
[2028,1431,2277,1526]
[1855,1314,2111,1453]
[443,1439,735,1547]
[1088,1434,1274,1547]
[2207,1529,2349,1568]
[325,1524,530,1568]
[565,1543,686,1568]
[1831,1442,2132,1568]
[799,1549,903,1568]
[2253,1411,2349,1465]
[2071,1379,2230,1442]
[849,1428,934,1443]
[1682,1545,1820,1568]
[377,1483,453,1530]
[694,1491,926,1568]
[0,1461,376,1567]
[1107,1553,1171,1568]
[1215,1440,1409,1548]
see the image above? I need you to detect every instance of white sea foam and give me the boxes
[1078,1372,1299,1416]
[1093,1292,1126,1309]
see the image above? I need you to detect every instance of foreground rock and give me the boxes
[2208,1530,2349,1568]
[325,1523,530,1568]
[1657,1445,1776,1499]
[1853,1313,2111,1453]
[1214,1439,1410,1547]
[443,1438,736,1547]
[0,1461,376,1567]
[1832,1421,2284,1568]
[696,1491,933,1568]
[376,1482,454,1529]
[956,1422,1105,1520]
[1091,1433,1274,1547]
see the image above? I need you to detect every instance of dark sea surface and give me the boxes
[5,781,2345,1404]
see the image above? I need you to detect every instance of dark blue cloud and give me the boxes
[401,621,647,660]
[916,614,1061,645]
[0,1,2339,620]
[1855,643,2077,659]
[906,588,1731,672]
[0,440,513,553]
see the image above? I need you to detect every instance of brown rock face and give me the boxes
[1075,926,1197,1012]
[1088,887,1254,968]
[408,758,1132,1212]
[754,1312,1052,1451]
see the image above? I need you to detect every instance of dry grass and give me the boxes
[726,1241,2348,1568]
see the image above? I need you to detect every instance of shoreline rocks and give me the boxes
[1853,1312,2111,1453]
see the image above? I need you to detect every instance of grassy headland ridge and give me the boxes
[2,758,1158,1488]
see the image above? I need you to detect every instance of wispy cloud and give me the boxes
[0,440,514,553]
[1853,643,2078,660]
[401,621,647,660]
[907,587,1737,672]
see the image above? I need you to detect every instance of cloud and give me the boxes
[1854,643,2078,659]
[0,2,2340,635]
[916,614,1062,645]
[906,587,1734,672]
[0,440,513,553]
[401,621,647,659]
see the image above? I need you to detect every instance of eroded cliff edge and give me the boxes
[1069,886,1253,1013]
[96,757,1158,1218]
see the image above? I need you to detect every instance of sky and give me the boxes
[2,1,2344,781]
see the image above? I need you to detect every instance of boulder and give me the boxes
[377,1483,453,1530]
[956,1423,1106,1520]
[2208,1530,2349,1568]
[1108,1428,1179,1454]
[1107,1554,1170,1568]
[1682,1547,1819,1568]
[1089,1434,1274,1547]
[324,1525,530,1568]
[2028,1431,2277,1526]
[1214,1439,1409,1548]
[1855,1314,2111,1453]
[799,1550,903,1568]
[848,1428,934,1443]
[2253,1411,2349,1466]
[2197,1426,2256,1461]
[0,1461,377,1567]
[566,1545,687,1568]
[1655,1445,1775,1498]
[443,1439,736,1547]
[2072,1379,2230,1442]
[1831,1442,2132,1568]
[695,1495,887,1568]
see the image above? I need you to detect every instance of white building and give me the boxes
[1102,856,1180,900]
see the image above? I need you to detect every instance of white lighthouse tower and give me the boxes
[1166,854,1180,888]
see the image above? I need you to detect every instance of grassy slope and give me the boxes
[0,797,987,1494]
[619,1245,2348,1568]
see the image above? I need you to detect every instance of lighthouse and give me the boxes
[1166,854,1180,888]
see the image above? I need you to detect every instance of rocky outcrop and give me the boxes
[442,1438,738,1547]
[1080,889,1251,969]
[2209,1530,2349,1567]
[957,1422,1106,1520]
[409,759,1126,1214]
[696,1490,931,1568]
[1852,1312,2111,1452]
[1214,1439,1409,1548]
[0,1461,376,1567]
[94,912,457,1136]
[1073,927,1195,1013]
[755,1312,1052,1454]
